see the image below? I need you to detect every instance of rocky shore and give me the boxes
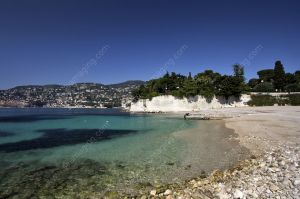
[140,144,299,199]
[124,106,300,199]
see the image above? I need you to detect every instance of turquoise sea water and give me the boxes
[0,108,249,198]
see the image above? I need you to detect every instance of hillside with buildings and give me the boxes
[0,81,144,108]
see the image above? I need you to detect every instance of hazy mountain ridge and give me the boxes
[4,80,145,91]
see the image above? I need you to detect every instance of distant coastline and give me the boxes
[0,81,144,108]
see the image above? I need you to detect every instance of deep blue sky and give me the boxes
[0,0,300,89]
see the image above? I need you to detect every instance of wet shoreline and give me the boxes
[0,116,251,198]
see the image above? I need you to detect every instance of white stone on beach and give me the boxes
[233,189,244,199]
[165,195,174,199]
[150,190,156,196]
[294,179,300,186]
[164,189,172,195]
[270,184,279,192]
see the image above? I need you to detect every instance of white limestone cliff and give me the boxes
[129,95,251,112]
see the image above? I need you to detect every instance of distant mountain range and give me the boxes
[0,80,145,108]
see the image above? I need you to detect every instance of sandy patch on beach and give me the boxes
[173,120,250,177]
[221,106,300,154]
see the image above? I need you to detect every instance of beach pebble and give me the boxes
[270,184,279,192]
[233,189,244,199]
[164,189,172,195]
[294,179,300,186]
[166,195,174,199]
[217,192,231,199]
[150,189,156,196]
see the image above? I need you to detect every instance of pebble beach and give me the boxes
[132,106,300,199]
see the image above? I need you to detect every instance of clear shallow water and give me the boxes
[0,108,249,198]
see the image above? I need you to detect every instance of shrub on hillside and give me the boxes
[247,95,288,106]
[253,82,274,92]
[248,95,277,106]
[286,94,300,105]
[285,84,300,92]
[248,94,300,106]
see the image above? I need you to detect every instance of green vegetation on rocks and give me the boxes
[253,82,275,92]
[133,60,300,101]
[133,65,246,101]
[249,61,300,92]
[247,94,300,106]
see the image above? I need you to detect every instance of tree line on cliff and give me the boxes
[132,61,300,102]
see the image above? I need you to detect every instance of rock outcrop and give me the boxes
[130,95,251,112]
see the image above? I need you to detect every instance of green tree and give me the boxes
[285,84,300,92]
[253,82,274,92]
[182,78,197,97]
[233,64,246,92]
[257,69,274,82]
[132,88,142,102]
[233,64,244,79]
[216,75,244,99]
[248,78,260,88]
[285,73,297,85]
[188,72,192,80]
[194,70,221,82]
[294,71,300,83]
[194,70,221,100]
[273,61,286,91]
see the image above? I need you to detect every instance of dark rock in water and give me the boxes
[5,165,21,172]
[0,159,110,198]
[28,166,57,175]
[0,160,15,169]
[116,163,126,169]
[0,115,72,123]
[0,128,138,152]
[184,164,192,170]
[166,162,175,166]
[200,170,207,178]
[135,181,153,190]
[0,189,19,199]
[104,190,119,199]
[0,131,14,137]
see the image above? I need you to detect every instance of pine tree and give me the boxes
[233,64,244,79]
[273,60,286,91]
[188,72,192,80]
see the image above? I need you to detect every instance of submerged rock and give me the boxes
[0,159,111,198]
[103,190,119,199]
